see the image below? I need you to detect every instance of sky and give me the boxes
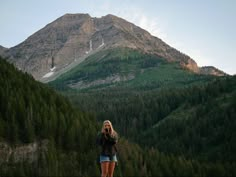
[0,0,235,75]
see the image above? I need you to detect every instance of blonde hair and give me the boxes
[101,120,117,137]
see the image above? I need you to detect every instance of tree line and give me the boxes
[1,56,236,176]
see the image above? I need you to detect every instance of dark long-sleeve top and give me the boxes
[96,132,118,156]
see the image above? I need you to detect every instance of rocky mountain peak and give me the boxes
[2,13,226,80]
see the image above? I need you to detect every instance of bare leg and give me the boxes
[108,162,116,177]
[101,162,109,177]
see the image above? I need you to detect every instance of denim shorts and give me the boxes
[100,154,117,163]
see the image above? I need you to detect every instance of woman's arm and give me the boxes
[106,133,118,145]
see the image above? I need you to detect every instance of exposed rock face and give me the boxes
[0,45,8,57]
[69,73,135,89]
[200,66,227,76]
[6,14,95,78]
[2,13,225,80]
[180,58,200,73]
[0,140,48,164]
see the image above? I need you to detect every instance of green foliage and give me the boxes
[61,75,236,176]
[66,76,236,159]
[1,56,236,176]
[0,57,99,176]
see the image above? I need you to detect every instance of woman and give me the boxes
[96,120,118,177]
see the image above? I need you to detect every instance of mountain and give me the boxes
[2,13,225,82]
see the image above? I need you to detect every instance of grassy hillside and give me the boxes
[50,48,213,91]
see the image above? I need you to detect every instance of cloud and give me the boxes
[82,1,167,43]
[114,7,168,41]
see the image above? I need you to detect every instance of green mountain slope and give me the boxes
[0,57,99,176]
[49,47,213,91]
[138,77,236,162]
[0,57,96,145]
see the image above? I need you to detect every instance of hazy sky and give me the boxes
[1,0,235,74]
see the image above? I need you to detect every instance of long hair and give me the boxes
[101,120,117,137]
